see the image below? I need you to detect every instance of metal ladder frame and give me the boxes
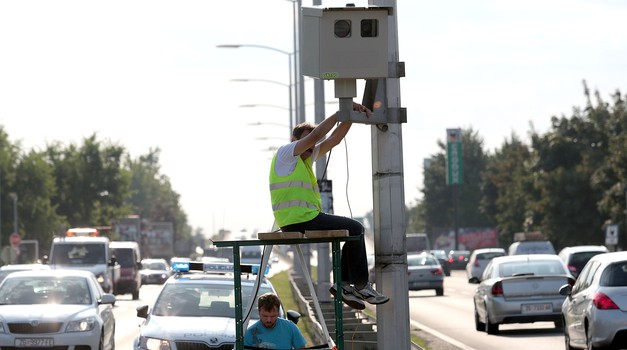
[213,235,359,350]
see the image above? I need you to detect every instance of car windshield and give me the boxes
[51,243,106,265]
[600,262,627,287]
[143,261,167,270]
[498,260,565,277]
[408,256,438,266]
[0,276,91,305]
[113,249,135,267]
[152,283,273,318]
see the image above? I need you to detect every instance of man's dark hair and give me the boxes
[257,292,281,312]
[292,122,316,140]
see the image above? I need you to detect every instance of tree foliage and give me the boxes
[417,82,627,251]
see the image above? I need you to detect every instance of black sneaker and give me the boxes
[351,283,389,305]
[329,284,365,310]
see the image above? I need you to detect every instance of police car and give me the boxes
[134,261,297,350]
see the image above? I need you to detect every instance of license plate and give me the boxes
[15,338,54,347]
[521,303,552,313]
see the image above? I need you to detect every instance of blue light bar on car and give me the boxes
[171,261,270,276]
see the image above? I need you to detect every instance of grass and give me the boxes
[269,270,317,345]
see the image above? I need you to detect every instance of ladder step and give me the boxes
[305,230,349,238]
[257,231,304,239]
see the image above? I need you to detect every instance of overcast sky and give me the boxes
[1,0,626,236]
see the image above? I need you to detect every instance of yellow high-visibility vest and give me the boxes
[269,154,321,227]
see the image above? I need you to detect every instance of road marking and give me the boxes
[410,319,478,350]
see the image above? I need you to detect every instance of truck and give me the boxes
[48,228,120,293]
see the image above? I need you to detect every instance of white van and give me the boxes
[508,241,556,255]
[406,233,431,254]
[49,236,120,293]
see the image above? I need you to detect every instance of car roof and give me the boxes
[559,245,609,254]
[53,236,110,243]
[0,263,50,271]
[3,269,96,279]
[491,254,562,263]
[587,251,627,264]
[472,248,505,254]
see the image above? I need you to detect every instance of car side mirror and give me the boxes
[287,310,301,324]
[468,276,480,284]
[137,304,149,318]
[558,284,572,298]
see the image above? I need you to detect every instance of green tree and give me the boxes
[480,133,533,246]
[13,150,64,253]
[422,128,491,241]
[0,126,20,247]
[45,134,133,228]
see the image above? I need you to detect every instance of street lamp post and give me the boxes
[216,44,294,136]
[8,193,17,235]
[231,78,293,137]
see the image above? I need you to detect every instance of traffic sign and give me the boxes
[606,224,619,245]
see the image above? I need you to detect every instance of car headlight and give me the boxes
[66,316,97,332]
[139,336,171,350]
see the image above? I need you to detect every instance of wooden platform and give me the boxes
[257,230,348,240]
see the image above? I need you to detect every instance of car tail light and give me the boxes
[491,281,503,296]
[474,260,480,267]
[431,269,443,276]
[448,258,454,263]
[592,291,619,310]
[567,265,578,274]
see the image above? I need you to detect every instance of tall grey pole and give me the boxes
[0,169,2,248]
[10,193,17,235]
[369,0,410,349]
[312,0,331,302]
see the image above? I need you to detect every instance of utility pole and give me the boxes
[368,0,410,349]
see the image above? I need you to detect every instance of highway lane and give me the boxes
[408,270,564,350]
[113,285,162,349]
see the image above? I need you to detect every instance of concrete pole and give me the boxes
[369,0,411,349]
[313,0,331,304]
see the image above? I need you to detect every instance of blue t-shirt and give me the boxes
[244,318,307,349]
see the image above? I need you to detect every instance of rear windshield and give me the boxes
[477,252,505,260]
[569,251,605,272]
[498,260,566,277]
[600,262,627,287]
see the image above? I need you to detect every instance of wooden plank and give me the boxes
[305,230,349,238]
[257,231,304,240]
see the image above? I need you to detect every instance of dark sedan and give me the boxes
[448,250,470,270]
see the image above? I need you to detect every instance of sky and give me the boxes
[1,0,626,237]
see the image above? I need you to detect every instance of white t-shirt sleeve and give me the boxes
[274,142,319,177]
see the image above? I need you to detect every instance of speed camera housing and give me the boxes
[302,5,390,80]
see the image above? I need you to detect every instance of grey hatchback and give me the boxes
[407,252,444,296]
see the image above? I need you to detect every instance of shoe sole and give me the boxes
[329,287,366,310]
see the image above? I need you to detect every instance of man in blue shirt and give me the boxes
[244,293,306,349]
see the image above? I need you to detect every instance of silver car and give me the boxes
[560,251,627,350]
[0,269,116,349]
[470,254,574,334]
[407,252,444,296]
[466,248,506,280]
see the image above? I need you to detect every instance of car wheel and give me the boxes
[564,327,576,350]
[132,289,139,300]
[554,318,564,330]
[435,287,444,296]
[474,308,485,332]
[99,329,104,350]
[485,308,499,335]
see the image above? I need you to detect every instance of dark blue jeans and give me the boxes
[282,212,368,285]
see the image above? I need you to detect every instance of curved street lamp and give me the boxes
[217,44,295,133]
